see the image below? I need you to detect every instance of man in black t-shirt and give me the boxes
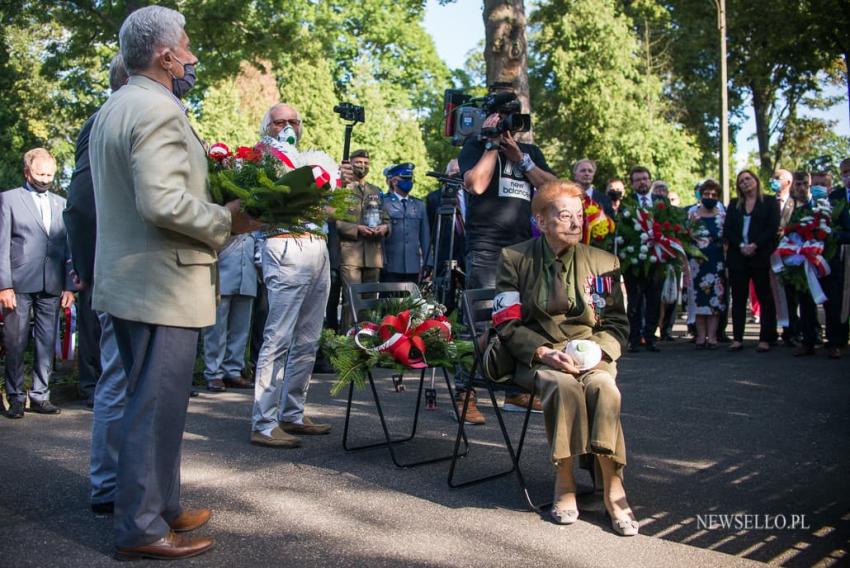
[457,104,557,416]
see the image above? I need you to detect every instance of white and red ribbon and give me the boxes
[54,305,77,362]
[350,310,452,369]
[773,233,831,304]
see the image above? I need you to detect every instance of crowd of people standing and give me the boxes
[0,4,848,559]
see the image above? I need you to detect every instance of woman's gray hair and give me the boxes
[119,6,186,74]
[108,53,129,92]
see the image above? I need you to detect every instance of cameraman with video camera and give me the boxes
[457,82,557,419]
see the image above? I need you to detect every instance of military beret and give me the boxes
[351,149,370,159]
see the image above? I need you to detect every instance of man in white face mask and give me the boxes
[0,148,75,419]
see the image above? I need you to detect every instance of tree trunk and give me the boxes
[483,0,532,142]
[844,51,850,128]
[749,80,773,178]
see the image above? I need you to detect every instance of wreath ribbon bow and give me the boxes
[774,233,831,303]
[352,310,452,368]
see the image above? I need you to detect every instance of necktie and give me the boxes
[36,192,50,230]
[548,258,571,314]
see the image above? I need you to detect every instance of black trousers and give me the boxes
[729,264,776,342]
[325,268,342,333]
[111,317,198,547]
[796,289,819,348]
[76,286,102,400]
[624,272,662,345]
[823,269,849,348]
[781,283,799,341]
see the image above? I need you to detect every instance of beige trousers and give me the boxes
[512,362,626,477]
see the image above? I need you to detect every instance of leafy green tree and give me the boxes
[277,53,346,160]
[530,0,703,197]
[345,62,432,197]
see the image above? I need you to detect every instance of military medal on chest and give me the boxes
[585,275,613,321]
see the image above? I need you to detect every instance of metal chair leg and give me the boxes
[343,368,465,469]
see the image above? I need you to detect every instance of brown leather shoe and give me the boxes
[503,393,543,413]
[280,416,332,435]
[250,426,301,448]
[454,390,486,425]
[115,531,214,561]
[223,376,253,389]
[169,508,211,533]
[206,379,226,392]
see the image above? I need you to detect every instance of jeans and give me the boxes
[89,312,127,505]
[252,237,330,432]
[202,294,253,382]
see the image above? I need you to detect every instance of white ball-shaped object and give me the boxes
[564,339,602,371]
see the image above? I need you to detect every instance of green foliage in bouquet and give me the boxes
[320,297,474,397]
[778,200,843,293]
[617,199,702,277]
[208,150,353,234]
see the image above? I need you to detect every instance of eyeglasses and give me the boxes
[272,118,302,127]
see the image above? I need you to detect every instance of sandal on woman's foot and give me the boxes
[550,504,579,525]
[706,342,719,350]
[695,342,706,350]
[605,509,639,536]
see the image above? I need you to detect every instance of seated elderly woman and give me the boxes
[492,179,638,535]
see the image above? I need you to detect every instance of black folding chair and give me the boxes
[448,288,596,512]
[341,281,469,468]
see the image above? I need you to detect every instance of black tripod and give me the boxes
[425,172,465,312]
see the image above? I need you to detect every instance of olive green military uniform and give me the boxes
[494,238,629,475]
[336,181,390,326]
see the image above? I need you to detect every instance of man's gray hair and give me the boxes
[108,53,129,92]
[259,103,302,138]
[119,6,186,74]
[573,158,596,173]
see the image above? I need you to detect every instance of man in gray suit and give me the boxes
[89,6,257,560]
[0,148,75,419]
[202,233,256,392]
[381,162,430,283]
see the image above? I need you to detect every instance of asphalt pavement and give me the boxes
[0,322,848,567]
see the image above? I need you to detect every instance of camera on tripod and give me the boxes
[442,88,531,146]
[426,171,463,201]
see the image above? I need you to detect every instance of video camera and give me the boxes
[333,102,365,123]
[426,171,464,201]
[443,89,531,146]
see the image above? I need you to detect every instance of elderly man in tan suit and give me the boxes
[89,6,256,561]
[494,180,638,535]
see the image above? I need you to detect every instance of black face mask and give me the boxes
[352,164,369,179]
[607,190,623,200]
[702,198,718,210]
[170,60,196,99]
[29,179,52,193]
